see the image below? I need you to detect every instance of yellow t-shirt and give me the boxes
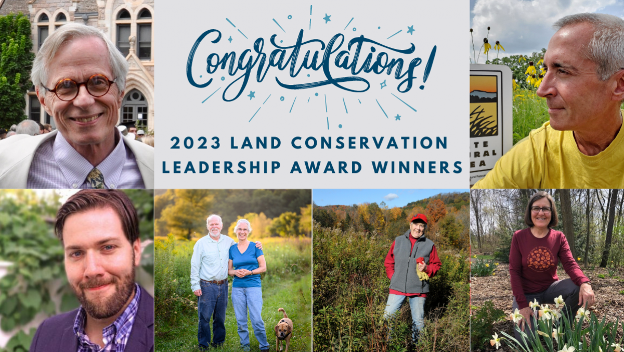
[473,120,624,189]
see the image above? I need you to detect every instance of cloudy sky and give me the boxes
[470,0,624,60]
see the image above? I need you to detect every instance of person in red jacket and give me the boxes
[510,191,595,342]
[383,214,442,341]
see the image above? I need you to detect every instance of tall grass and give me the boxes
[313,225,470,351]
[155,235,312,351]
[512,88,549,144]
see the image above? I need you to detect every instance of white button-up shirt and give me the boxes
[190,234,235,292]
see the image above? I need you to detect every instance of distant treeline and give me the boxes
[314,192,470,251]
[155,189,311,239]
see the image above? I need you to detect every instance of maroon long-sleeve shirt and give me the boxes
[384,236,442,297]
[509,228,589,309]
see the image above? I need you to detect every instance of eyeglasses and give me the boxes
[531,206,552,213]
[43,74,117,101]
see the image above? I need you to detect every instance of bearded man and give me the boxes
[29,190,153,352]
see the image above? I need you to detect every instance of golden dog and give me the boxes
[274,308,293,352]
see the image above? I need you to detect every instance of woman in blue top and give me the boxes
[228,219,268,352]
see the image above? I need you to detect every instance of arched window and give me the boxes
[54,12,67,29]
[136,9,152,60]
[116,9,131,57]
[122,89,149,128]
[37,13,49,50]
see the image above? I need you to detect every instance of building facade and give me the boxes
[0,0,155,132]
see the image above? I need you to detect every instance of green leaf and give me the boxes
[60,293,79,312]
[0,294,17,315]
[1,316,15,332]
[20,288,41,309]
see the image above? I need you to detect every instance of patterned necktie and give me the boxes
[86,168,105,189]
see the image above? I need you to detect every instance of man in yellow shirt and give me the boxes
[473,13,624,189]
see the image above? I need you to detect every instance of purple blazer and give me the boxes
[29,286,153,352]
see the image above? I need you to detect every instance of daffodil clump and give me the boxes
[471,257,498,277]
[490,296,624,352]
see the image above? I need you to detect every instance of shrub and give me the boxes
[471,301,506,350]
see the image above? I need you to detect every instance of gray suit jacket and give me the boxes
[29,286,154,352]
[0,130,154,188]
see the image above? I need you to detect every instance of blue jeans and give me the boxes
[231,287,269,350]
[198,281,228,348]
[383,294,426,339]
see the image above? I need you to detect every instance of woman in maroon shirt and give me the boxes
[509,191,595,341]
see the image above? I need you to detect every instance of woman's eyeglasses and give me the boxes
[531,206,552,213]
[43,74,116,101]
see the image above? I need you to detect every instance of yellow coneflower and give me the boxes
[483,38,491,54]
[494,41,505,51]
[534,74,543,88]
[512,79,517,90]
[525,61,536,75]
[519,56,527,62]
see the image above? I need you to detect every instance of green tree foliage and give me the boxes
[159,190,214,240]
[0,13,34,128]
[268,212,301,237]
[225,212,272,239]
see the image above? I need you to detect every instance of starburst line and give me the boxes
[343,98,348,113]
[290,97,297,113]
[226,18,236,27]
[238,29,248,39]
[390,93,417,112]
[387,30,402,39]
[249,107,261,122]
[202,87,221,103]
[326,116,329,130]
[310,5,312,15]
[376,99,388,118]
[344,17,354,30]
[263,94,271,104]
[273,19,286,33]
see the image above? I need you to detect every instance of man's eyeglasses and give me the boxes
[531,206,552,214]
[43,74,117,101]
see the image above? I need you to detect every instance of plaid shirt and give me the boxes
[73,284,141,352]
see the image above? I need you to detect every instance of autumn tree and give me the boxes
[600,189,618,267]
[268,212,301,237]
[0,13,33,127]
[226,212,273,239]
[425,199,447,224]
[159,190,213,240]
[299,204,312,236]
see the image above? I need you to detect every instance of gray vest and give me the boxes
[389,230,435,294]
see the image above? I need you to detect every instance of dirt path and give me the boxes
[471,264,624,352]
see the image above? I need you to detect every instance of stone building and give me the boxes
[0,0,154,132]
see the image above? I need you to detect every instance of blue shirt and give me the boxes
[229,241,263,288]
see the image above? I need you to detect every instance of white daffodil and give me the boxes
[529,298,540,311]
[510,309,523,324]
[558,344,575,352]
[490,332,502,350]
[552,327,564,345]
[612,343,622,352]
[599,347,602,352]
[554,295,565,308]
[552,309,562,320]
[576,307,587,321]
[539,305,553,321]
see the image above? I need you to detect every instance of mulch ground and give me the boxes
[471,263,624,352]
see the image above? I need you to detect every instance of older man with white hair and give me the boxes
[0,23,153,189]
[16,120,41,136]
[474,13,624,189]
[190,215,263,351]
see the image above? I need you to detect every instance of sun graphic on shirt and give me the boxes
[527,246,555,272]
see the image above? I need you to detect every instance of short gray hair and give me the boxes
[554,13,624,81]
[31,23,129,92]
[234,219,252,233]
[16,120,41,136]
[206,214,222,224]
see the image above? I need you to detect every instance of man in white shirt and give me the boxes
[190,215,262,350]
[0,23,153,189]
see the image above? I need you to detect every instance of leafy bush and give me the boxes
[471,301,506,350]
[471,257,499,277]
[313,224,470,351]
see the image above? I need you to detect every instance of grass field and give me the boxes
[155,236,312,352]
[512,88,549,144]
